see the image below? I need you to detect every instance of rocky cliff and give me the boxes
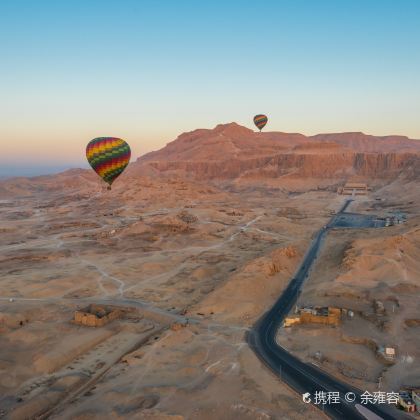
[2,123,419,197]
[132,123,420,181]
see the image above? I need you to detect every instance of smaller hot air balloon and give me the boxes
[86,137,131,190]
[253,114,268,132]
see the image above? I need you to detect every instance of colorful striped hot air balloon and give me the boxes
[86,137,131,189]
[253,114,268,131]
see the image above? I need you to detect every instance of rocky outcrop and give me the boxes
[176,210,198,224]
[138,151,419,181]
[310,132,420,153]
[2,123,419,194]
[404,319,420,327]
[133,123,420,182]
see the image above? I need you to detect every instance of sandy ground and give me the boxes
[278,179,420,396]
[0,174,418,419]
[0,179,334,419]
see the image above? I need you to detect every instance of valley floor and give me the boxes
[0,179,419,419]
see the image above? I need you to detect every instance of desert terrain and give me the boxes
[0,123,419,419]
[277,181,420,393]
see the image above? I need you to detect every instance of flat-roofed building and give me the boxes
[399,391,416,413]
[338,182,369,195]
[284,306,342,327]
[411,389,420,413]
[376,345,397,364]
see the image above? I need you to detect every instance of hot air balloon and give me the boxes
[253,114,268,132]
[86,137,131,189]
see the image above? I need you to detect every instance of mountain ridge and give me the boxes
[1,123,419,197]
[137,123,420,164]
[127,123,420,182]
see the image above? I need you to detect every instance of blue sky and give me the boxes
[1,0,419,175]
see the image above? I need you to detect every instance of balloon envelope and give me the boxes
[86,137,131,186]
[253,114,268,131]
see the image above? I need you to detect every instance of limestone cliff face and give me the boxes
[136,151,419,181]
[1,124,419,198]
[133,123,420,181]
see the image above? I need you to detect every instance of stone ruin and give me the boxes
[74,304,122,327]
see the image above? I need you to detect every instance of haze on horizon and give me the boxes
[1,0,420,177]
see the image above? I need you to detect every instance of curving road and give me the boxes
[247,199,406,420]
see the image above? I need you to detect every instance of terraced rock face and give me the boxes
[2,124,419,199]
[130,123,420,182]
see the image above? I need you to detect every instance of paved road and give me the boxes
[248,199,406,420]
